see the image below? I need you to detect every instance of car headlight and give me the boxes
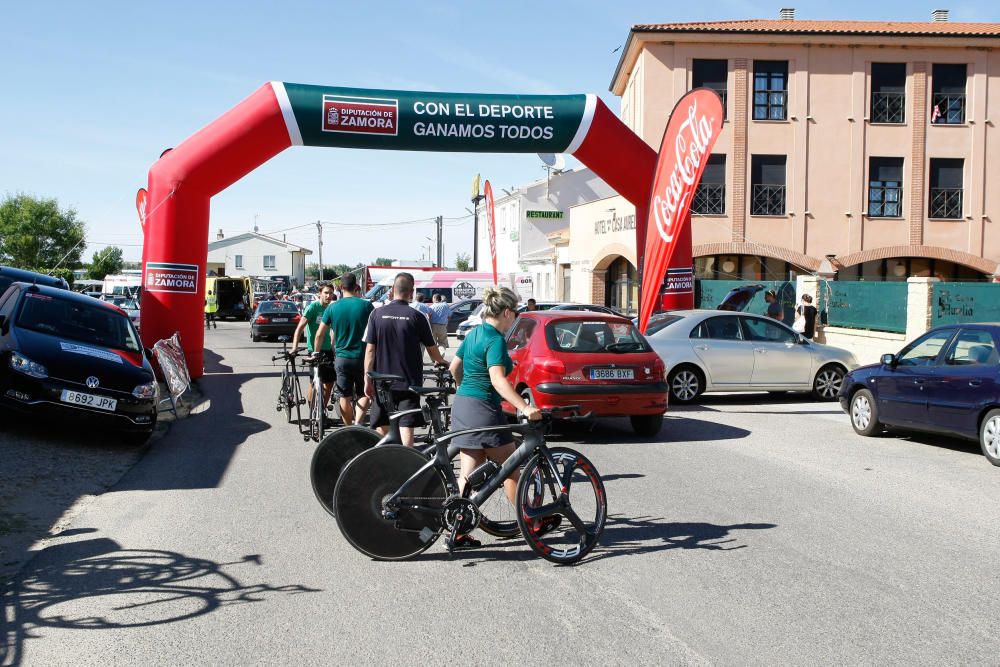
[10,352,48,379]
[132,381,157,399]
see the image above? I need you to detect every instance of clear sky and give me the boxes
[3,0,997,267]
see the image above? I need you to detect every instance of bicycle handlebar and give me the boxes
[271,350,298,362]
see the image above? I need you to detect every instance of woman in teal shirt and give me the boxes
[448,286,542,548]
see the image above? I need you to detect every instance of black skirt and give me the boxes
[450,395,514,449]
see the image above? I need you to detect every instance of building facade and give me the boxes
[587,11,1000,298]
[206,231,311,287]
[475,169,615,301]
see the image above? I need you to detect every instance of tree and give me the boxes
[373,257,395,266]
[0,193,86,269]
[455,252,471,272]
[88,246,124,280]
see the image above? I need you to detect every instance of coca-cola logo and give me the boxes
[652,100,715,243]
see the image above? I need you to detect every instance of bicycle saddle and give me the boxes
[368,371,404,383]
[408,386,456,396]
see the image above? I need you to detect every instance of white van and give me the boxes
[366,271,509,304]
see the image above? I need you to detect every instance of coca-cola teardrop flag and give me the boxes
[135,188,148,230]
[484,179,498,285]
[638,88,725,334]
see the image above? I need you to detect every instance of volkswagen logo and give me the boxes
[86,376,100,389]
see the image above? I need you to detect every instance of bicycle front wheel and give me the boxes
[334,445,447,560]
[311,426,381,517]
[515,447,607,564]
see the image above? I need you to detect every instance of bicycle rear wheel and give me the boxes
[311,426,381,517]
[515,447,606,564]
[334,445,447,560]
[278,371,293,423]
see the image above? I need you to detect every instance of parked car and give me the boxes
[501,311,668,436]
[447,298,482,334]
[0,266,69,295]
[102,295,140,330]
[645,310,858,403]
[0,282,158,444]
[839,324,1000,466]
[250,300,301,342]
[716,284,765,311]
[549,303,623,316]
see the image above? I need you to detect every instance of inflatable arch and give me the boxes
[141,82,657,377]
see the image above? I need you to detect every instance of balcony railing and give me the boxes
[868,183,902,217]
[929,187,963,219]
[871,91,905,124]
[931,93,966,124]
[692,183,725,215]
[751,184,786,216]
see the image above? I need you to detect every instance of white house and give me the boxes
[207,231,312,287]
[476,168,615,301]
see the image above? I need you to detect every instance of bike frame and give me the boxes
[382,421,589,538]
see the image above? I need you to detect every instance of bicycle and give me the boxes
[302,352,331,443]
[310,370,519,539]
[272,336,304,425]
[333,406,607,564]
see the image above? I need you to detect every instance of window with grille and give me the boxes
[692,154,726,215]
[693,59,728,119]
[931,64,967,125]
[753,61,788,121]
[750,155,786,216]
[870,63,906,124]
[929,158,963,219]
[868,157,903,217]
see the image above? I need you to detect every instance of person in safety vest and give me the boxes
[205,290,219,329]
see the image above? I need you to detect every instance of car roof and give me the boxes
[10,282,127,313]
[521,310,629,322]
[1,266,68,289]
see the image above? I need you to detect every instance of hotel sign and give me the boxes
[594,214,636,235]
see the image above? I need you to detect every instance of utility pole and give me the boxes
[316,220,323,281]
[471,194,484,271]
[435,215,443,268]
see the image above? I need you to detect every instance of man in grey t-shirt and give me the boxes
[765,290,783,322]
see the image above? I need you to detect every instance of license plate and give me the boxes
[272,318,288,323]
[590,368,634,380]
[60,389,117,411]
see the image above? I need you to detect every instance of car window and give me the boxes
[16,292,141,352]
[259,301,299,313]
[547,319,649,353]
[644,314,682,336]
[897,329,954,367]
[691,316,744,341]
[506,318,537,351]
[456,302,475,314]
[741,316,795,343]
[944,329,998,366]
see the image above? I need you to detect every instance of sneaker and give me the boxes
[531,516,562,536]
[451,534,482,550]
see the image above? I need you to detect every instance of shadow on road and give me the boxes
[0,536,320,666]
[114,371,275,492]
[203,348,233,374]
[548,417,750,445]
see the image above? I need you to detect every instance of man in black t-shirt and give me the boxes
[364,272,447,445]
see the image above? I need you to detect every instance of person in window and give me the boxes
[448,286,545,549]
[525,298,538,312]
[764,290,783,322]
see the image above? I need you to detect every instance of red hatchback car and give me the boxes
[502,311,669,436]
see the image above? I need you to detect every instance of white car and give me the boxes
[645,310,859,403]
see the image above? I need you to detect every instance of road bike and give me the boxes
[334,407,607,564]
[310,369,519,538]
[302,352,333,443]
[272,336,304,425]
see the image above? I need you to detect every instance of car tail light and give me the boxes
[652,357,665,380]
[255,315,268,324]
[533,358,566,376]
[292,314,301,322]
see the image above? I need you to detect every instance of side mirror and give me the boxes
[881,353,896,367]
[797,334,809,345]
[143,347,154,360]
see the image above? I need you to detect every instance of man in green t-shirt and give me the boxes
[314,273,374,426]
[292,283,336,413]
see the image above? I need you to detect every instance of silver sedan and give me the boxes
[645,310,859,403]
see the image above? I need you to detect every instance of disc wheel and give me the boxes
[515,447,606,564]
[334,445,447,560]
[311,426,381,517]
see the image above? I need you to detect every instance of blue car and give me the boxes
[839,324,1000,466]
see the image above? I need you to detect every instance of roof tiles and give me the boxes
[631,19,1000,37]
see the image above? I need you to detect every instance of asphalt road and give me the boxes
[4,320,1000,665]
